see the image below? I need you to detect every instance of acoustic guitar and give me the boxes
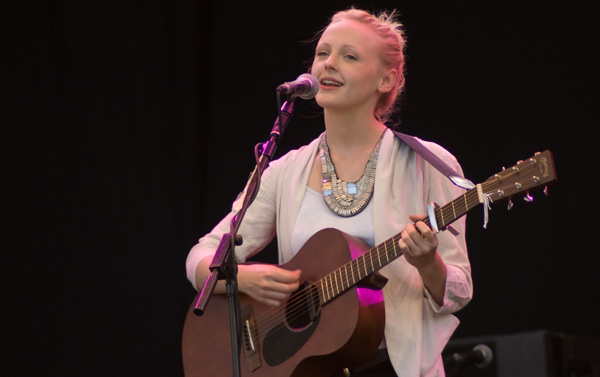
[182,150,556,377]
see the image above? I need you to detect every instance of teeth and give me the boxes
[322,80,342,87]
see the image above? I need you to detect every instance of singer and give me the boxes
[186,7,472,377]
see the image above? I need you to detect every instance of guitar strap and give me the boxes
[392,130,470,189]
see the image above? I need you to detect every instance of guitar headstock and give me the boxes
[481,150,557,204]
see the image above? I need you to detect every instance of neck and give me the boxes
[323,109,386,154]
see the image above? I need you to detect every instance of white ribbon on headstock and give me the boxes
[450,176,493,229]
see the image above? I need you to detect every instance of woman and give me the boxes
[187,8,473,377]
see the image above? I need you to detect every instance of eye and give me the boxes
[316,50,329,58]
[344,54,358,61]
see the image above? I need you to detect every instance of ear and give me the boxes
[377,68,398,94]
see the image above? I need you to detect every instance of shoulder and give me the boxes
[269,134,322,169]
[390,131,461,170]
[416,137,460,167]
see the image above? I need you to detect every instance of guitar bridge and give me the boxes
[242,305,261,371]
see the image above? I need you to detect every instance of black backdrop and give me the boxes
[5,1,599,376]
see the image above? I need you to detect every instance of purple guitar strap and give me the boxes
[392,130,463,181]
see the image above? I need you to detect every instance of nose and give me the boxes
[324,55,337,71]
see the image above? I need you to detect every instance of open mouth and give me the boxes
[320,79,343,87]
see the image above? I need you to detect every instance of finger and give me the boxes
[262,268,300,292]
[263,289,292,301]
[399,230,415,254]
[260,297,285,307]
[269,279,301,294]
[409,214,427,223]
[404,224,421,246]
[403,224,431,255]
[261,275,302,306]
[269,268,302,283]
[414,221,433,239]
[250,281,294,307]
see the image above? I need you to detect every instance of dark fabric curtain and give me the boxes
[5,1,599,376]
[6,2,208,375]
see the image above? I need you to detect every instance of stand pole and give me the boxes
[191,99,296,377]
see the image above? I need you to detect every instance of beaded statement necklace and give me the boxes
[318,130,386,217]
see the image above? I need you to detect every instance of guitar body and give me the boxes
[182,228,386,377]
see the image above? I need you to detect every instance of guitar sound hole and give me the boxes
[263,281,322,366]
[285,281,321,331]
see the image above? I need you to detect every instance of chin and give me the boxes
[315,93,343,109]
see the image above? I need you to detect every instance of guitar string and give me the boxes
[247,174,538,341]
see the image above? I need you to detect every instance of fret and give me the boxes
[332,271,337,296]
[355,259,362,281]
[421,214,431,228]
[384,242,390,263]
[376,245,382,268]
[368,250,374,273]
[463,193,469,211]
[343,264,349,290]
[350,261,356,285]
[332,273,336,295]
[362,255,368,277]
[319,285,325,305]
[330,275,335,300]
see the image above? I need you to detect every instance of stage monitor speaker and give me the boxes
[442,330,600,377]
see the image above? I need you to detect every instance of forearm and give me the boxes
[417,252,447,307]
[194,256,228,294]
[195,256,301,307]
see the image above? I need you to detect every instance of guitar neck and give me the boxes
[317,188,481,305]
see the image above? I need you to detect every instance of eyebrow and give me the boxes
[316,42,361,52]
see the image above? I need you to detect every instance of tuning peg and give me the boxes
[523,193,534,202]
[507,199,514,211]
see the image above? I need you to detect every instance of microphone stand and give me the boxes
[191,98,295,377]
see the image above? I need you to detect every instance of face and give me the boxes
[311,19,395,115]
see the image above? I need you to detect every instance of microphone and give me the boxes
[443,344,494,371]
[276,73,319,100]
